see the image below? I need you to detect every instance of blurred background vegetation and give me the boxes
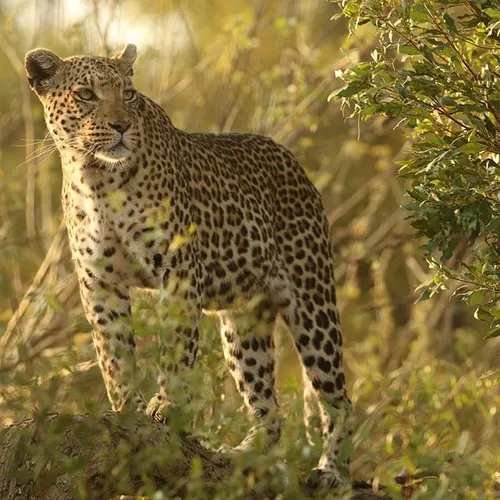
[0,0,498,498]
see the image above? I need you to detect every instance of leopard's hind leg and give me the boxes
[282,277,352,489]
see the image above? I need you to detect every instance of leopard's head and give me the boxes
[25,44,140,166]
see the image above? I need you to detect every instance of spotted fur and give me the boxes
[25,44,352,488]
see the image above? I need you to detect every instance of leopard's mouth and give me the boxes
[93,141,131,164]
[108,141,129,154]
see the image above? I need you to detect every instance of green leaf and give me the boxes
[425,133,446,147]
[415,289,432,303]
[394,82,407,96]
[441,96,457,106]
[467,290,485,307]
[485,326,500,339]
[442,238,457,259]
[399,44,421,55]
[484,8,500,19]
[474,307,492,321]
[360,104,381,116]
[337,84,364,98]
[410,5,430,23]
[443,13,458,34]
[327,86,345,101]
[457,141,485,154]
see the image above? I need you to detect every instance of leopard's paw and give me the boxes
[146,393,171,424]
[305,467,349,491]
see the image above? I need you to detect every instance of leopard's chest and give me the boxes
[110,200,188,287]
[63,174,192,289]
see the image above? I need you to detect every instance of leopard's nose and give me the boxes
[108,121,131,134]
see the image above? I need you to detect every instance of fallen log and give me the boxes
[0,412,388,499]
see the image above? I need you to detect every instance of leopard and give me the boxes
[25,44,352,489]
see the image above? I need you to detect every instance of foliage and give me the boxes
[333,0,500,338]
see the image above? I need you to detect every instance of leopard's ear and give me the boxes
[114,44,137,76]
[25,48,63,94]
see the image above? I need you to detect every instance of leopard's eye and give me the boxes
[75,88,97,101]
[123,89,136,102]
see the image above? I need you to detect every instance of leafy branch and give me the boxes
[332,0,500,338]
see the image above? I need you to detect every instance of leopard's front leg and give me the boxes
[69,224,146,412]
[147,256,202,423]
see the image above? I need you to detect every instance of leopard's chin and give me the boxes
[94,143,131,164]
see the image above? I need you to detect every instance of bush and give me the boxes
[333,0,500,338]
